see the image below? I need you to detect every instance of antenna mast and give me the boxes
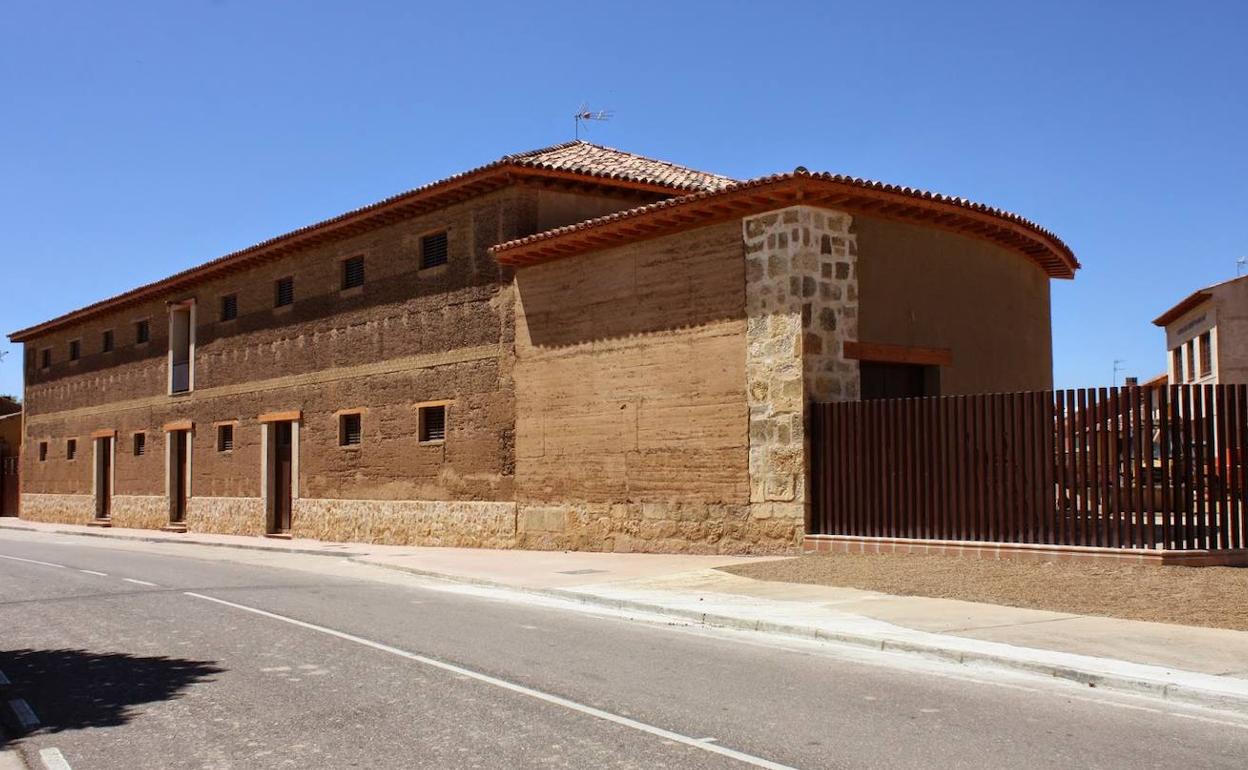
[574,103,613,139]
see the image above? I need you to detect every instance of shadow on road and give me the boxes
[0,648,222,739]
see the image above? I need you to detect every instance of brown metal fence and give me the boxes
[809,385,1248,551]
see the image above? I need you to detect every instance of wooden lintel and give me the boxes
[162,420,193,432]
[843,341,953,368]
[258,410,301,424]
[90,429,117,440]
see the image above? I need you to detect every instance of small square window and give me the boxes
[66,439,77,461]
[419,232,449,270]
[40,348,51,370]
[217,424,234,452]
[339,413,362,447]
[133,433,146,456]
[102,329,114,353]
[220,294,238,322]
[342,256,365,290]
[135,319,151,345]
[69,340,80,361]
[418,404,446,443]
[38,442,48,462]
[275,277,295,308]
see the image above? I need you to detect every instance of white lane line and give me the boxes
[122,578,158,587]
[185,592,796,770]
[0,554,65,569]
[39,747,74,770]
[78,569,108,577]
[8,697,40,729]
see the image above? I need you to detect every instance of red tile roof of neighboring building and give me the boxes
[492,169,1079,279]
[9,142,731,342]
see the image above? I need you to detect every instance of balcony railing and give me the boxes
[171,362,191,394]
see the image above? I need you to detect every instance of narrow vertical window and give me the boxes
[135,319,151,345]
[169,303,193,394]
[1199,332,1212,378]
[217,424,234,452]
[1185,339,1196,382]
[419,232,449,269]
[220,294,238,322]
[40,348,51,370]
[69,340,80,361]
[339,413,362,447]
[39,442,48,462]
[66,439,77,460]
[342,256,365,290]
[133,432,146,456]
[275,277,295,308]
[418,404,446,443]
[102,329,114,353]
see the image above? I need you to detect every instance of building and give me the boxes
[1153,274,1248,385]
[0,397,20,516]
[7,142,1077,553]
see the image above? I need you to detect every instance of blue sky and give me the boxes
[2,1,1245,397]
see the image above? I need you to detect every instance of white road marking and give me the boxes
[78,569,108,577]
[38,747,73,770]
[0,670,9,685]
[122,578,158,587]
[0,554,64,569]
[8,697,40,729]
[185,591,797,770]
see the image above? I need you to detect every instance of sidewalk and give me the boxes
[4,517,1248,713]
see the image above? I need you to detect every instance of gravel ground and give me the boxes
[719,554,1248,631]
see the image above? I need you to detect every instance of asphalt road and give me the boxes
[1,530,1246,769]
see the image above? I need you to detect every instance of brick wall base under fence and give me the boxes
[802,535,1248,567]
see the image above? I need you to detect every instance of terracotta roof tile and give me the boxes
[504,141,734,192]
[492,169,1079,279]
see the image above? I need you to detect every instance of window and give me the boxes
[275,277,294,308]
[217,424,234,452]
[38,442,47,462]
[133,432,146,456]
[418,404,446,443]
[220,294,238,322]
[102,329,114,353]
[40,348,51,370]
[69,340,80,361]
[342,256,365,290]
[135,319,151,345]
[1171,348,1182,382]
[1199,332,1213,378]
[66,439,77,461]
[169,303,194,394]
[339,413,362,447]
[419,231,448,270]
[1185,339,1196,382]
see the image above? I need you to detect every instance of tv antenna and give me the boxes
[1112,358,1126,387]
[1237,256,1246,276]
[574,103,613,139]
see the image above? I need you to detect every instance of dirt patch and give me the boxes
[718,554,1248,631]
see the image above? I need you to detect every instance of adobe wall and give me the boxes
[855,216,1053,393]
[513,221,762,552]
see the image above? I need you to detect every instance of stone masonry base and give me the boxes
[804,534,1248,566]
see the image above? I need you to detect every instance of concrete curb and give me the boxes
[6,520,1247,715]
[362,559,1248,716]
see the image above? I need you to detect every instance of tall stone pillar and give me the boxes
[742,206,859,531]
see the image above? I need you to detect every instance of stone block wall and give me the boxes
[742,206,859,526]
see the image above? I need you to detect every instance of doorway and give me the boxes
[169,429,188,524]
[268,421,294,535]
[94,436,112,520]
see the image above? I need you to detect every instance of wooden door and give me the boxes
[271,422,293,533]
[96,437,112,519]
[171,430,187,523]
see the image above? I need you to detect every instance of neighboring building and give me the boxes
[1153,274,1248,385]
[0,397,20,516]
[7,142,1077,553]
